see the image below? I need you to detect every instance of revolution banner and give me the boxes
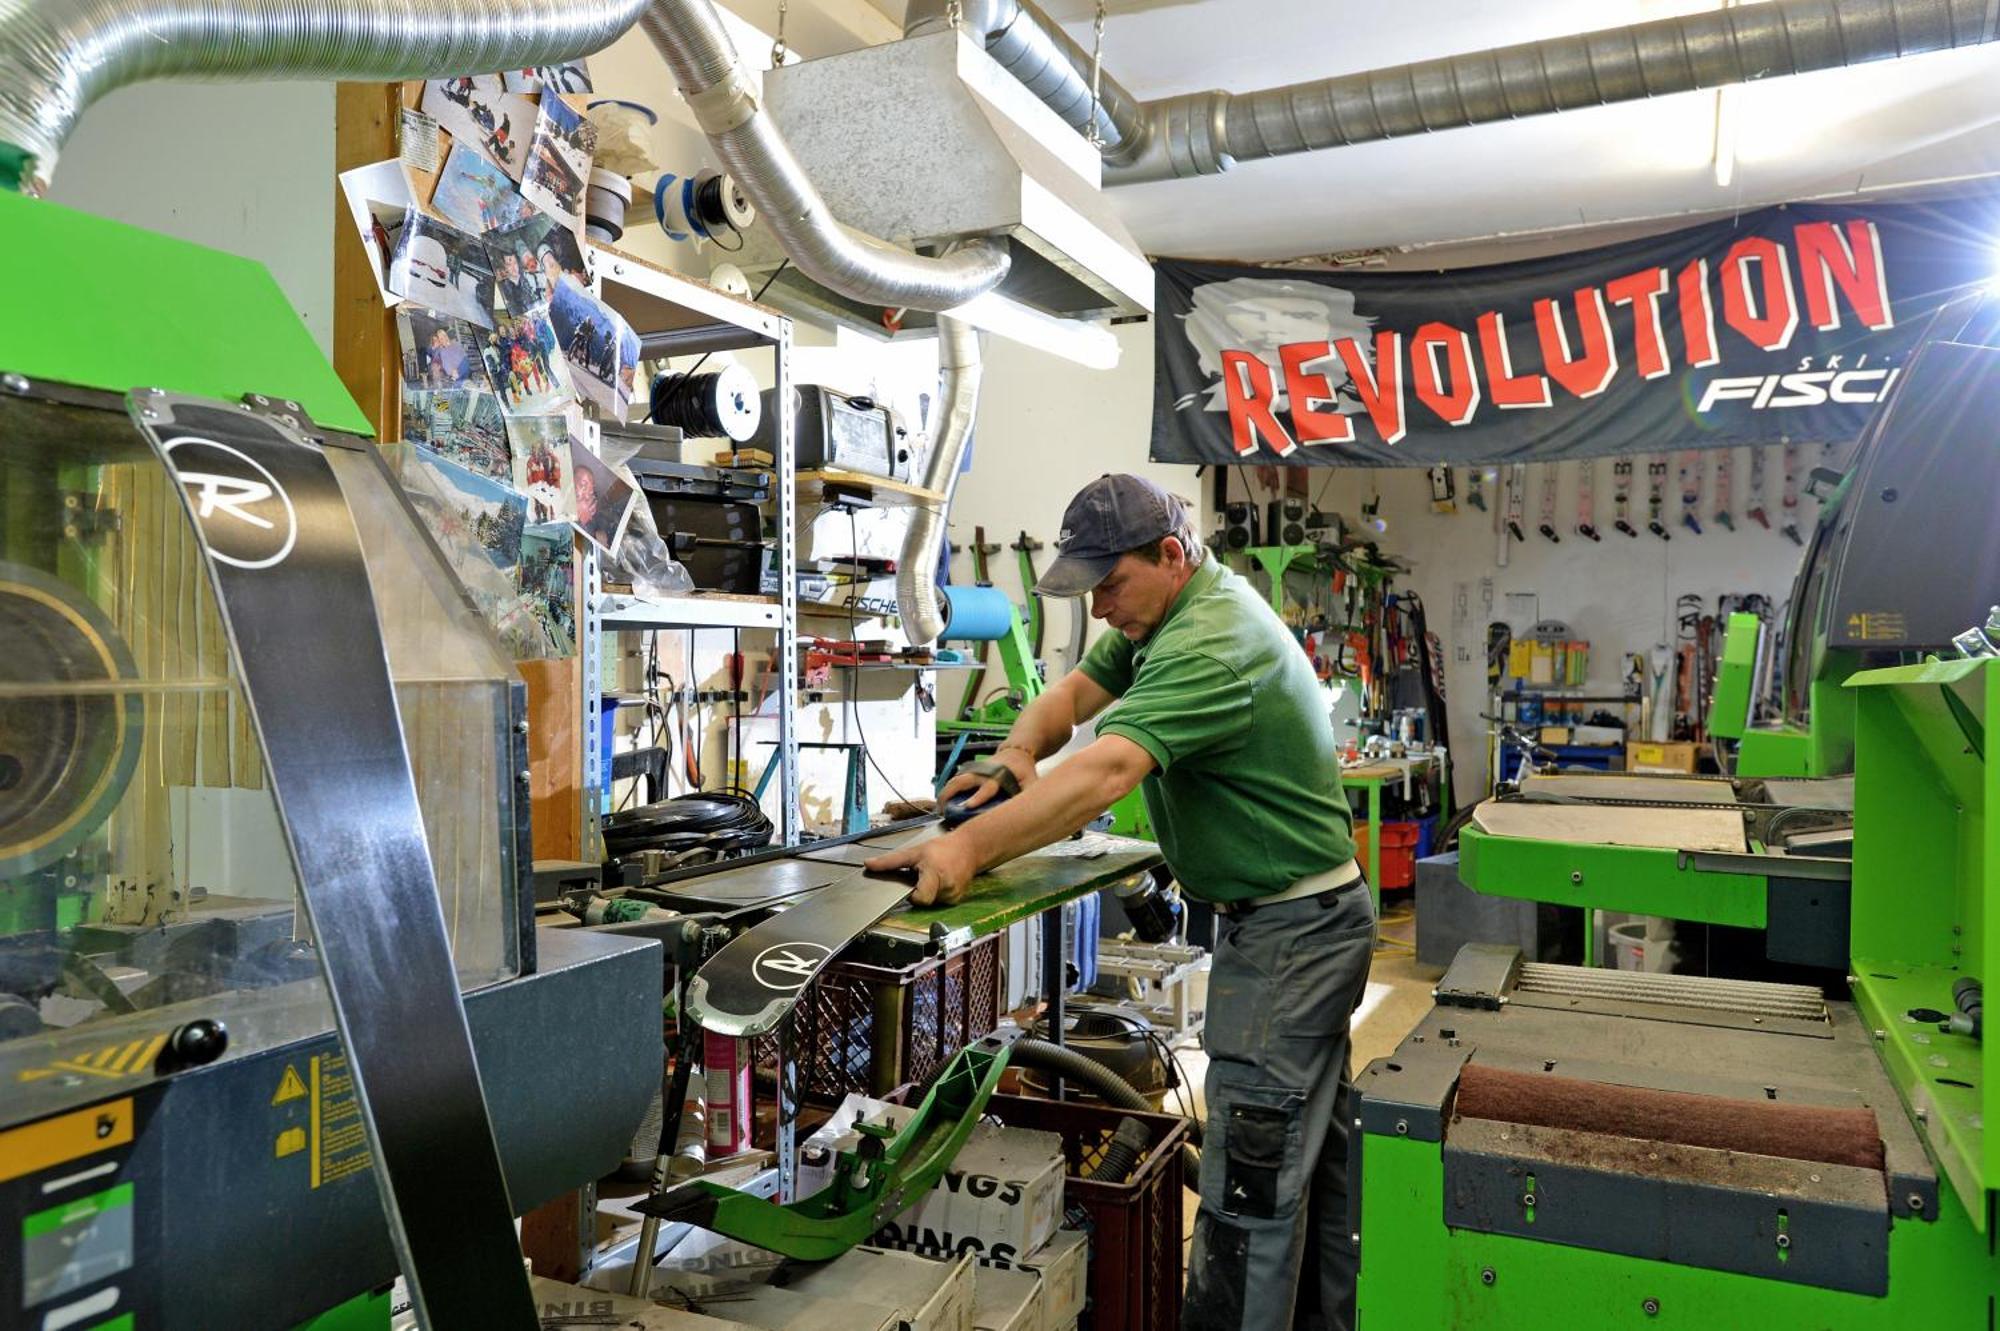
[1151,201,1995,467]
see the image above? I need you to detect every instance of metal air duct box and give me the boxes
[740,29,1153,338]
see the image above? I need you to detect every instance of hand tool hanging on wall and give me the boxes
[1013,532,1046,654]
[1712,448,1736,531]
[1428,464,1457,513]
[1676,450,1704,536]
[1612,460,1638,538]
[1645,458,1671,540]
[1465,466,1487,512]
[1746,446,1771,529]
[1574,458,1601,541]
[1504,464,1527,543]
[1536,464,1562,542]
[1780,442,1804,546]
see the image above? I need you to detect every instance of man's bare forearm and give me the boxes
[954,737,1151,871]
[996,687,1081,762]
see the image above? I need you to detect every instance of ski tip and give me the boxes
[683,977,784,1040]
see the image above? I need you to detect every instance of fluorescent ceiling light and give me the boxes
[945,291,1122,370]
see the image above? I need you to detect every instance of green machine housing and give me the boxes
[1357,654,2000,1327]
[0,189,660,1328]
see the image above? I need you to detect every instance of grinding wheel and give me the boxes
[0,563,143,877]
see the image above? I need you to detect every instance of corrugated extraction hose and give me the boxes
[639,0,1010,312]
[0,0,649,191]
[897,314,981,644]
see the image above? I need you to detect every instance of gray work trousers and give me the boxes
[1183,881,1376,1331]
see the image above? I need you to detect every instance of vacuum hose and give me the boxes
[1009,1037,1203,1181]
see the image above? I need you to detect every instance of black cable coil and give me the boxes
[601,791,772,861]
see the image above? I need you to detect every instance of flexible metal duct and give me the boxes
[640,0,1010,312]
[903,0,1147,164]
[1105,0,2000,183]
[0,0,648,192]
[897,314,982,645]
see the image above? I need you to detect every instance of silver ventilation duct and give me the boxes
[898,315,982,645]
[715,28,1153,338]
[640,0,1011,312]
[930,0,2000,186]
[0,0,648,192]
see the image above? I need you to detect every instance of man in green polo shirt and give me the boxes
[866,474,1373,1331]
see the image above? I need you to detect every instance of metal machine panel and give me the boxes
[1443,1117,1890,1295]
[1825,340,2000,651]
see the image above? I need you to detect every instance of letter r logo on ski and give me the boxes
[160,435,298,570]
[752,941,833,991]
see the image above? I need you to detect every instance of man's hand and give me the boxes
[937,747,1038,812]
[864,833,981,907]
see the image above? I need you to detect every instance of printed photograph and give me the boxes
[503,61,593,95]
[546,275,641,417]
[385,210,496,328]
[507,416,578,524]
[514,522,578,657]
[568,439,638,555]
[520,94,597,235]
[397,307,493,393]
[398,443,529,576]
[420,76,538,181]
[429,141,527,235]
[482,307,573,418]
[402,389,511,482]
[486,210,591,317]
[337,158,418,306]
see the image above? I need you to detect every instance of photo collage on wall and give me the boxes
[339,58,643,662]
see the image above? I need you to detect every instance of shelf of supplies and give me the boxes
[592,244,789,348]
[594,591,782,631]
[798,469,947,512]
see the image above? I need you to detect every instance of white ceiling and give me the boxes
[753,0,2000,263]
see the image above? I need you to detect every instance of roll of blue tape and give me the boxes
[942,584,1016,642]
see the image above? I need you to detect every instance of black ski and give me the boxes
[684,827,940,1037]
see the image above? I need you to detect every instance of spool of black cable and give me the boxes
[649,363,762,441]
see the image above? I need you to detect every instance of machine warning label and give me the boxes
[271,1065,306,1106]
[1846,610,1908,641]
[310,1053,370,1189]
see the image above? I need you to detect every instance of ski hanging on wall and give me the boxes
[1677,450,1704,536]
[1746,446,1771,529]
[1646,458,1671,540]
[1612,459,1638,537]
[1575,459,1601,541]
[1504,464,1526,543]
[1537,464,1562,542]
[1780,442,1803,546]
[1713,448,1735,531]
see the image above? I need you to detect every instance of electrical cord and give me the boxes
[601,790,773,860]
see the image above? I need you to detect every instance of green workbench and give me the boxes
[1342,755,1444,912]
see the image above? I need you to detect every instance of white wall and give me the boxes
[50,81,337,353]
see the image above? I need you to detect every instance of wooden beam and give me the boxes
[332,82,404,440]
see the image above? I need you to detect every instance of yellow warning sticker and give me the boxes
[309,1052,371,1189]
[271,1064,306,1106]
[1845,610,1908,641]
[274,1126,306,1159]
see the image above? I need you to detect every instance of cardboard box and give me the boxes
[530,1276,759,1329]
[802,1096,1065,1265]
[787,1246,976,1331]
[1013,1228,1087,1329]
[699,1284,898,1331]
[972,1263,1043,1331]
[1626,740,1699,773]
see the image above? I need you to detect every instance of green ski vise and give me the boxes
[635,1027,1020,1260]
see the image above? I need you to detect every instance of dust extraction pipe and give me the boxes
[926,0,2000,185]
[0,0,649,192]
[640,0,1010,312]
[896,314,982,644]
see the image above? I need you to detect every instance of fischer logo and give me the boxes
[161,436,297,570]
[751,942,831,991]
[1695,358,1901,414]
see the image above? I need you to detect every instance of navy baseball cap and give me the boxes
[1036,474,1188,597]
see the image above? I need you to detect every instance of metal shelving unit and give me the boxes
[580,246,799,854]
